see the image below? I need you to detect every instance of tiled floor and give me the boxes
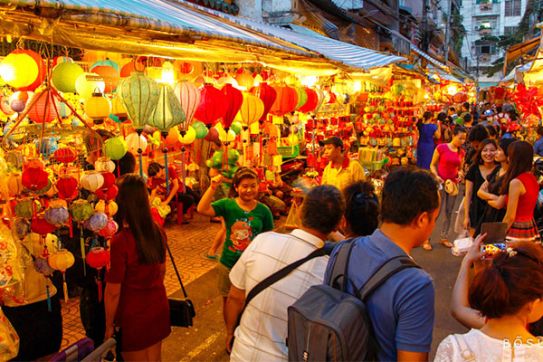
[60,214,222,349]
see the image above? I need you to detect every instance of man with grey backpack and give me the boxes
[288,168,439,361]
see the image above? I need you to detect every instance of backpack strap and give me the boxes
[327,238,356,291]
[357,255,420,301]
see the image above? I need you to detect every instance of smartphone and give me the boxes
[480,222,508,244]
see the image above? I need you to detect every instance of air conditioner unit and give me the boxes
[480,3,492,11]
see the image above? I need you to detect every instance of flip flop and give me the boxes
[422,243,433,251]
[440,239,453,248]
[204,253,218,260]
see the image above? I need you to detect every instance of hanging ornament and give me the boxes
[221,84,243,130]
[48,249,75,302]
[44,206,70,227]
[95,184,118,201]
[22,166,49,191]
[94,157,116,173]
[84,91,111,125]
[97,220,118,239]
[80,172,105,193]
[86,246,111,301]
[192,121,209,139]
[125,132,148,154]
[52,62,84,93]
[9,91,31,113]
[87,212,108,233]
[235,69,254,89]
[54,147,78,164]
[178,126,196,145]
[194,84,228,127]
[75,73,106,99]
[26,90,61,124]
[14,199,40,219]
[251,82,277,122]
[295,87,308,110]
[90,60,120,93]
[240,92,264,126]
[147,84,185,134]
[118,71,161,131]
[31,216,56,235]
[0,50,39,89]
[298,88,318,113]
[270,85,298,116]
[56,176,79,200]
[104,137,128,161]
[216,123,236,143]
[174,81,200,129]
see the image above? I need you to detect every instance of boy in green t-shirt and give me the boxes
[197,167,274,317]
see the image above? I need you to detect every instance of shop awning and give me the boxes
[503,36,540,73]
[410,44,449,71]
[193,4,406,71]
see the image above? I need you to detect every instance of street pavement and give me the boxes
[162,199,468,361]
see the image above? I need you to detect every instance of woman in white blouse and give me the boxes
[435,241,543,361]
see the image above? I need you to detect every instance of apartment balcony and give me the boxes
[478,27,494,36]
[474,2,500,16]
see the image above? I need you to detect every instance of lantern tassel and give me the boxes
[164,149,170,195]
[46,285,52,312]
[96,275,103,303]
[138,148,143,177]
[80,227,86,276]
[62,273,69,303]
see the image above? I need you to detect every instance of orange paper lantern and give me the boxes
[270,85,298,116]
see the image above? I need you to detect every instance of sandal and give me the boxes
[203,252,218,260]
[440,239,453,248]
[422,243,433,251]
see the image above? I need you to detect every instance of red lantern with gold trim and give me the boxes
[56,176,79,200]
[270,85,298,116]
[22,167,49,191]
[221,84,243,130]
[54,147,78,164]
[194,84,228,127]
[251,82,277,122]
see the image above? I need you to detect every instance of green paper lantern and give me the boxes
[147,84,185,133]
[70,199,94,223]
[118,72,161,131]
[104,137,128,161]
[230,121,242,135]
[52,62,85,93]
[192,121,209,139]
[15,199,40,219]
[295,86,308,110]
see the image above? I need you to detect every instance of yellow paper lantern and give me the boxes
[75,73,105,99]
[216,123,236,143]
[48,249,75,271]
[179,126,196,145]
[0,52,38,89]
[84,92,111,123]
[240,92,264,126]
[249,122,260,135]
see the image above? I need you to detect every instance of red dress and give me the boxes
[106,229,171,351]
[506,172,540,242]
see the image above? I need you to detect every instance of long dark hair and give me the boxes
[115,174,165,264]
[473,138,497,166]
[500,141,534,194]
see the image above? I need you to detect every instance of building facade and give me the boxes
[460,0,528,85]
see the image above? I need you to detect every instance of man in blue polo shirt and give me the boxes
[324,168,440,361]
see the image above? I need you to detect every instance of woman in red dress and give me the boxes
[105,174,171,361]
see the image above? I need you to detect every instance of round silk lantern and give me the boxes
[179,126,196,145]
[31,216,56,235]
[90,64,120,93]
[49,199,68,209]
[251,82,277,122]
[52,62,84,93]
[125,132,148,154]
[15,199,39,219]
[204,127,220,143]
[86,247,111,268]
[0,96,15,115]
[94,157,116,173]
[194,84,228,127]
[54,147,78,164]
[98,220,118,239]
[118,72,160,131]
[298,88,318,113]
[110,93,128,122]
[192,121,209,139]
[12,217,30,240]
[87,212,108,233]
[12,49,45,91]
[104,137,128,161]
[52,56,74,67]
[148,84,184,134]
[56,176,79,200]
[295,87,308,110]
[101,172,115,189]
[49,249,75,271]
[95,184,118,201]
[27,90,61,124]
[270,85,298,116]
[216,124,236,143]
[235,69,254,89]
[221,84,243,130]
[230,121,242,135]
[76,73,106,99]
[84,91,111,124]
[9,91,30,112]
[44,207,69,226]
[174,81,200,126]
[240,92,264,126]
[120,60,136,78]
[0,51,39,89]
[107,201,118,216]
[165,126,181,148]
[70,200,94,223]
[80,172,104,193]
[7,173,23,197]
[22,167,49,191]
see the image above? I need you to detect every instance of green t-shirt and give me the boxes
[212,198,274,268]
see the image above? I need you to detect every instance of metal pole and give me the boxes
[444,0,453,64]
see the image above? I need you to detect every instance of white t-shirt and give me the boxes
[229,229,329,362]
[435,329,543,362]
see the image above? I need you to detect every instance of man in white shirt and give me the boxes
[320,137,365,191]
[225,185,345,361]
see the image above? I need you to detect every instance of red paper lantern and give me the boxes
[251,82,277,122]
[221,84,243,130]
[91,65,120,93]
[120,61,135,77]
[56,176,79,200]
[95,184,118,201]
[13,49,46,91]
[194,84,228,127]
[86,247,110,269]
[31,216,56,235]
[98,220,118,239]
[101,172,116,189]
[298,88,318,113]
[54,147,78,164]
[22,167,49,191]
[270,85,298,116]
[27,90,60,124]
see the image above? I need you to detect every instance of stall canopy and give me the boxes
[411,44,449,71]
[0,0,405,74]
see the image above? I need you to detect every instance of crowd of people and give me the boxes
[6,99,543,362]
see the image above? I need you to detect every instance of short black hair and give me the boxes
[463,102,470,111]
[380,168,439,225]
[301,185,345,235]
[118,152,136,176]
[468,124,488,142]
[485,125,498,138]
[453,125,467,136]
[537,126,543,137]
[343,181,379,236]
[147,162,164,177]
[449,106,456,112]
[463,113,472,123]
[437,112,447,122]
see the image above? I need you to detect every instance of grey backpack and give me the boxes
[287,239,419,361]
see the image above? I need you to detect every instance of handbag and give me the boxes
[444,179,459,196]
[166,242,196,327]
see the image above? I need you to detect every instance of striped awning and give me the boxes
[411,45,449,71]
